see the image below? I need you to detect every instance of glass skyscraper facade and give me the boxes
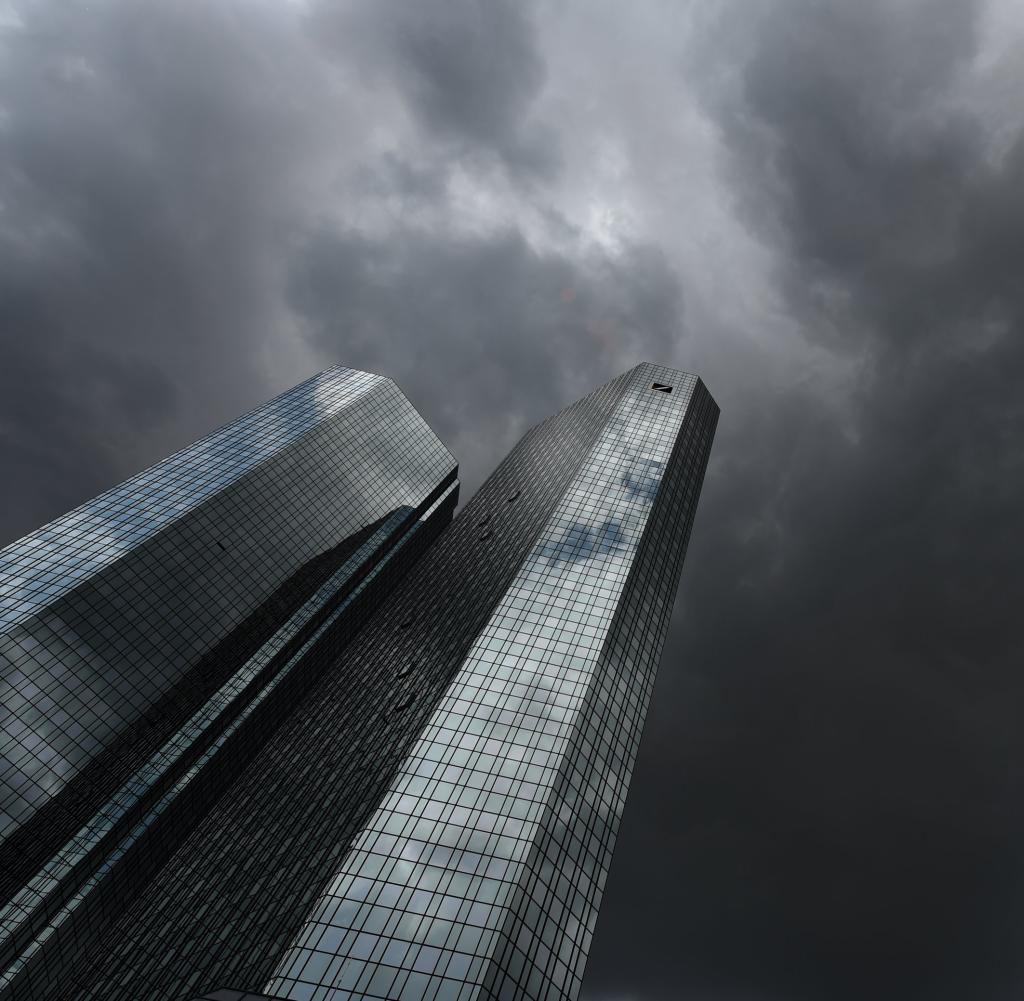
[0,368,459,1001]
[0,362,717,1001]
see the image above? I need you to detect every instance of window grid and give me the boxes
[265,366,717,1001]
[0,369,458,1001]
[2,364,717,1001]
[74,369,636,1001]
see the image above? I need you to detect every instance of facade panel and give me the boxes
[74,371,634,1001]
[262,364,717,1001]
[0,368,458,1001]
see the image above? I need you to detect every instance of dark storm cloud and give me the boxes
[586,2,1024,1000]
[0,0,570,546]
[288,227,683,495]
[310,0,558,176]
[3,0,1024,999]
[0,0,330,542]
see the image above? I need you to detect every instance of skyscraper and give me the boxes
[0,368,459,1001]
[0,362,717,1001]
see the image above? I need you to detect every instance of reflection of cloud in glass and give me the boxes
[0,363,459,957]
[0,367,380,629]
[267,373,704,1001]
[542,519,627,563]
[622,457,665,501]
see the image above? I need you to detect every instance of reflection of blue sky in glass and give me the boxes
[0,367,378,630]
[267,374,698,1001]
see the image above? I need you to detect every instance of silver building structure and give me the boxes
[261,365,717,1001]
[0,363,717,1001]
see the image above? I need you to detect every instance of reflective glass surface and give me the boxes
[79,367,633,1001]
[1,362,717,1001]
[264,364,718,1001]
[0,368,457,1001]
[0,368,380,630]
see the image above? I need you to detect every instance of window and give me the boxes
[651,383,672,394]
[507,490,521,503]
[479,529,494,541]
[399,613,416,629]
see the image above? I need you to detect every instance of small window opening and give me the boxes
[506,490,521,503]
[651,382,673,394]
[394,695,415,713]
[477,516,490,527]
[399,613,416,629]
[397,661,416,679]
[215,540,227,553]
[479,529,494,541]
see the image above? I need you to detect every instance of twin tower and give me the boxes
[0,363,718,1001]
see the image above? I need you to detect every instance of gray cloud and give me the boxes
[310,0,558,176]
[586,2,1024,999]
[2,0,1024,999]
[0,0,331,538]
[288,226,683,495]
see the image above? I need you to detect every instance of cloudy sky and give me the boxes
[3,0,1024,998]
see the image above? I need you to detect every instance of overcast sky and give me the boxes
[3,1,1024,998]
